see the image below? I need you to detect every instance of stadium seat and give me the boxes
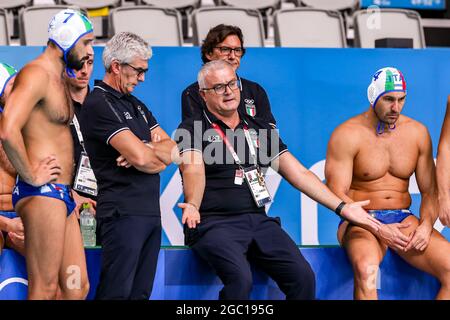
[296,0,359,11]
[19,5,70,46]
[140,0,201,40]
[217,0,282,38]
[354,8,426,48]
[192,7,265,47]
[0,9,10,45]
[0,1,31,40]
[109,6,183,46]
[59,1,120,38]
[274,8,346,48]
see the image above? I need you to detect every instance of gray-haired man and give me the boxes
[80,32,177,300]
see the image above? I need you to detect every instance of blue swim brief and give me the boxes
[0,211,17,219]
[339,209,413,227]
[12,180,75,216]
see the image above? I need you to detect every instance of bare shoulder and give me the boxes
[329,114,365,148]
[15,62,50,87]
[400,115,430,138]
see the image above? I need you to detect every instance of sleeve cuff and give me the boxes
[270,148,288,162]
[106,127,130,145]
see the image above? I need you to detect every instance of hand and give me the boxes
[438,199,450,227]
[7,231,25,255]
[72,190,97,219]
[116,154,132,168]
[30,155,61,186]
[151,132,161,143]
[6,217,24,237]
[339,200,382,232]
[178,203,201,228]
[405,221,432,252]
[377,222,412,251]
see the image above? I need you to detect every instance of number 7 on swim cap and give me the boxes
[48,9,93,55]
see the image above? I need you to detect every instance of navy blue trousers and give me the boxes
[190,213,316,300]
[95,215,161,300]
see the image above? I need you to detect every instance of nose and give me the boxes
[138,72,145,82]
[392,100,400,112]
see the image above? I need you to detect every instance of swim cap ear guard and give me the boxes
[48,9,93,78]
[0,62,17,108]
[367,67,407,135]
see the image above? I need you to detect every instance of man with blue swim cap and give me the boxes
[326,67,450,299]
[0,9,93,299]
[0,62,25,256]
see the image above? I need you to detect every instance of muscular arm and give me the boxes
[0,142,16,176]
[325,126,358,204]
[415,125,438,225]
[0,66,49,185]
[436,95,450,226]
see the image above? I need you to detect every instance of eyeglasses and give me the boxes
[214,46,245,57]
[123,63,148,77]
[201,79,241,95]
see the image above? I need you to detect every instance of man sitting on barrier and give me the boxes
[325,67,450,300]
[0,63,24,256]
[182,24,277,128]
[176,60,382,300]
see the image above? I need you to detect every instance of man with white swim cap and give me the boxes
[325,67,450,299]
[0,63,25,256]
[0,9,93,299]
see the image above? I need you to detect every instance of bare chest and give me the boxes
[353,131,418,181]
[39,77,73,125]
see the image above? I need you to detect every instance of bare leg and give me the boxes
[394,215,450,300]
[338,221,387,300]
[17,197,67,300]
[57,213,90,300]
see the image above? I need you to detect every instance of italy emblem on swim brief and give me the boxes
[53,185,64,199]
[245,99,256,117]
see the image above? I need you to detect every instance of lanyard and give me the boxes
[211,123,257,166]
[72,114,87,153]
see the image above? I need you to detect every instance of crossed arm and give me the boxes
[112,126,179,174]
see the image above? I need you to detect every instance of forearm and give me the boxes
[151,139,178,166]
[1,132,34,184]
[0,216,11,232]
[287,170,342,211]
[419,193,438,225]
[436,144,450,203]
[182,171,204,209]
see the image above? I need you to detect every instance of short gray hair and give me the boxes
[197,60,234,89]
[102,32,152,71]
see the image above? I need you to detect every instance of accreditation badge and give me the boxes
[243,166,272,208]
[73,152,98,196]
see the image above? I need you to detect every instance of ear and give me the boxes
[205,51,214,62]
[199,89,207,102]
[110,60,121,75]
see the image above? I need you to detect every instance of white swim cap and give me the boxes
[0,62,17,98]
[367,67,407,108]
[48,9,93,56]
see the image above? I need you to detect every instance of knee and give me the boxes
[59,279,90,300]
[352,258,379,282]
[352,258,380,293]
[285,263,316,300]
[221,269,253,299]
[29,280,59,300]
